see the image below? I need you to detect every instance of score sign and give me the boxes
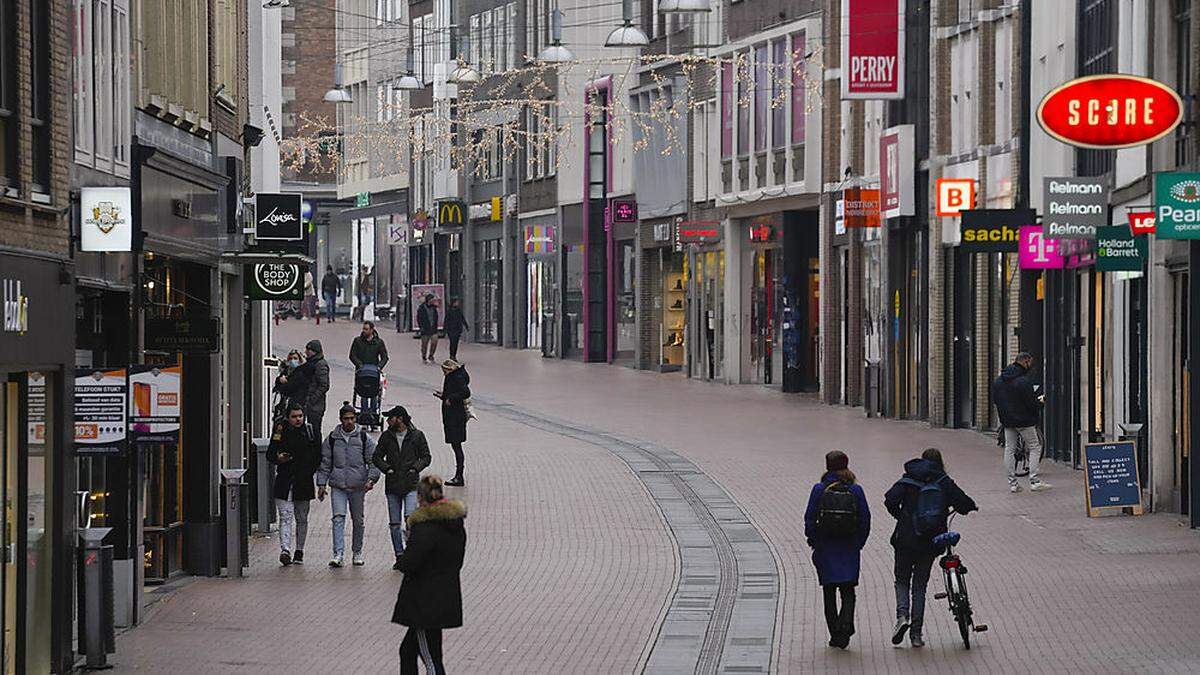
[1083,441,1143,517]
[937,178,976,217]
[1037,75,1184,149]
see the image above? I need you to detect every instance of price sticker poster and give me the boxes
[74,368,128,455]
[129,364,182,443]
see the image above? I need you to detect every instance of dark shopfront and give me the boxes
[0,251,77,674]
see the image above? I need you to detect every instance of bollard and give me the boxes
[220,469,248,577]
[253,438,273,535]
[81,526,114,670]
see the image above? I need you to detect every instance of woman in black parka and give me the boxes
[434,359,470,486]
[393,475,467,675]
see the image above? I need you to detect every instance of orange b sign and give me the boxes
[937,178,976,217]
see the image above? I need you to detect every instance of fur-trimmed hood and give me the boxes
[407,499,467,526]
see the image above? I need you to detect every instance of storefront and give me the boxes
[473,221,503,344]
[560,204,585,360]
[635,219,683,372]
[522,218,558,353]
[0,252,76,674]
[684,223,725,382]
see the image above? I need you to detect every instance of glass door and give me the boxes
[3,380,15,675]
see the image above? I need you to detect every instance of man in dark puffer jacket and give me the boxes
[991,352,1051,493]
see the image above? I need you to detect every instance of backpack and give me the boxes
[899,475,949,540]
[815,482,860,538]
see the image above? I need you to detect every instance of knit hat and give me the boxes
[306,339,323,354]
[825,451,849,472]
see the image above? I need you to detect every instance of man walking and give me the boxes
[444,298,469,361]
[350,321,390,370]
[296,340,330,438]
[321,265,342,322]
[317,403,380,567]
[372,405,432,569]
[417,294,440,364]
[992,352,1052,493]
[267,404,320,565]
[884,448,977,648]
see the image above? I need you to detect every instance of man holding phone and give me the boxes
[992,352,1052,493]
[268,404,321,565]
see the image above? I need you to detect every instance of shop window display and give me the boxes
[662,265,685,369]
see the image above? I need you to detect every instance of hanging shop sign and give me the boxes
[678,221,722,244]
[1094,226,1147,272]
[412,210,431,231]
[1063,238,1096,269]
[75,368,128,455]
[840,0,905,100]
[81,187,133,252]
[880,125,915,218]
[128,364,182,444]
[145,316,221,353]
[843,188,880,228]
[936,178,976,217]
[388,215,408,246]
[3,278,28,334]
[1018,225,1064,270]
[254,193,304,241]
[958,209,1032,253]
[749,216,780,243]
[436,200,467,228]
[1127,209,1156,236]
[1037,75,1184,150]
[524,225,557,254]
[1043,177,1107,239]
[244,263,306,300]
[1083,440,1143,517]
[612,199,638,223]
[1154,173,1200,240]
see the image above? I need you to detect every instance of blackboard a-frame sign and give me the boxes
[1083,441,1144,517]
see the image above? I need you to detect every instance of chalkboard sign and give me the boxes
[1083,441,1144,517]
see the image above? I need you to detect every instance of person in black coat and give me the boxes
[321,265,342,322]
[372,405,433,569]
[443,298,469,360]
[991,352,1051,493]
[273,349,311,416]
[291,340,330,438]
[883,448,978,648]
[393,475,467,675]
[417,294,440,364]
[267,404,321,565]
[434,360,470,486]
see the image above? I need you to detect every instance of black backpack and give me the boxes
[816,482,860,538]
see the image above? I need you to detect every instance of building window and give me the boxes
[30,0,51,193]
[1173,0,1193,167]
[0,0,14,188]
[1076,0,1115,177]
[720,60,732,159]
[508,3,518,71]
[525,104,539,179]
[736,53,749,156]
[771,40,785,149]
[791,31,806,145]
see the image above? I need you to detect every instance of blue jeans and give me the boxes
[324,292,337,320]
[329,487,366,558]
[894,549,937,634]
[386,490,419,556]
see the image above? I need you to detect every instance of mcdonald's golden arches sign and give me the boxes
[436,200,467,228]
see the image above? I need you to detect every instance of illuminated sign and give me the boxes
[1037,75,1184,149]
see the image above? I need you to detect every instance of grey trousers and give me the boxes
[1003,425,1043,486]
[276,498,311,553]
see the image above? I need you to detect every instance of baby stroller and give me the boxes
[354,364,384,431]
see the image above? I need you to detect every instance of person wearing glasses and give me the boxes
[317,402,380,567]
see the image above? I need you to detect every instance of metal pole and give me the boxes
[81,527,113,670]
[221,469,247,577]
[254,439,273,534]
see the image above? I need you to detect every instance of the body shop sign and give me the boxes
[1155,173,1200,240]
[841,0,905,100]
[1037,75,1184,149]
[245,263,306,300]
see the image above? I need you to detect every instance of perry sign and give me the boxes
[841,0,905,100]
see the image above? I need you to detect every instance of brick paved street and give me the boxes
[114,318,1200,674]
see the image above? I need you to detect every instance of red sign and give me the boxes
[841,0,905,100]
[612,199,638,223]
[677,221,721,244]
[1036,75,1184,149]
[749,223,775,243]
[1128,210,1156,236]
[843,188,880,228]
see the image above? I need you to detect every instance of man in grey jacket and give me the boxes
[317,402,381,567]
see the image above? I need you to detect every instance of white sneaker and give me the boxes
[328,555,344,568]
[1009,484,1022,493]
[352,553,365,566]
[1030,481,1053,492]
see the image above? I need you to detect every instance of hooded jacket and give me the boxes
[349,333,389,369]
[321,271,342,296]
[266,421,320,501]
[991,362,1041,428]
[316,423,381,490]
[884,458,977,553]
[392,499,467,629]
[297,340,330,419]
[440,366,471,444]
[803,472,871,585]
[372,425,432,495]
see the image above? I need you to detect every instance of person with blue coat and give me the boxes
[803,450,871,649]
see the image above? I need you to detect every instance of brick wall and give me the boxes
[282,1,338,183]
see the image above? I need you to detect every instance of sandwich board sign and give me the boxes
[1083,441,1143,517]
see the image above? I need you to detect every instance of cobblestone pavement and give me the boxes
[114,318,1200,674]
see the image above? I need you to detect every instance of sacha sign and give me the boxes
[1037,75,1183,149]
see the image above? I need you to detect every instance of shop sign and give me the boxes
[1094,226,1147,272]
[1127,209,1156,236]
[612,199,638,223]
[1063,238,1096,269]
[1018,225,1064,270]
[3,279,28,334]
[1043,177,1107,239]
[436,200,466,228]
[936,178,976,217]
[356,192,370,208]
[958,209,1032,253]
[652,222,672,243]
[412,210,431,231]
[1083,441,1143,517]
[388,215,408,246]
[749,217,779,243]
[255,193,304,241]
[1037,75,1184,150]
[840,0,905,100]
[1154,173,1200,240]
[145,317,221,353]
[128,364,182,444]
[677,221,722,244]
[27,372,45,446]
[524,225,557,254]
[880,125,915,218]
[75,368,127,455]
[244,263,306,300]
[81,186,133,251]
[843,188,880,228]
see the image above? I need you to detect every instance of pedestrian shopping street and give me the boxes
[112,318,1200,674]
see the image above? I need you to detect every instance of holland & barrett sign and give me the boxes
[245,263,306,300]
[1043,177,1107,239]
[1094,226,1146,272]
[1155,173,1200,240]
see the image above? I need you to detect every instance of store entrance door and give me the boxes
[952,250,976,428]
[750,248,782,385]
[2,380,17,674]
[1174,270,1190,516]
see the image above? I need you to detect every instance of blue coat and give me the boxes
[803,473,871,585]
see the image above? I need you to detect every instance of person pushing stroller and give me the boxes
[350,322,388,431]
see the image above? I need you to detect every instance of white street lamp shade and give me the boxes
[448,64,481,84]
[659,0,710,11]
[605,23,649,48]
[323,87,352,103]
[538,43,574,63]
[394,74,422,91]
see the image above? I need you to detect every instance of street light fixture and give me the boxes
[606,0,649,48]
[448,59,481,84]
[323,63,352,103]
[538,9,574,63]
[394,48,422,91]
[658,0,711,12]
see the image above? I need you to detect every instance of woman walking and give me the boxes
[803,450,871,649]
[434,360,470,487]
[393,475,467,675]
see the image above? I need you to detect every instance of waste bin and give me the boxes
[252,437,274,534]
[220,469,248,577]
[865,359,882,418]
[78,527,115,669]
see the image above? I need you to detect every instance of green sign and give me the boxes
[356,192,370,208]
[244,263,306,300]
[1094,226,1146,272]
[1155,173,1200,239]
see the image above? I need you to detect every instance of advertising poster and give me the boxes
[75,368,128,455]
[410,283,446,332]
[128,365,182,444]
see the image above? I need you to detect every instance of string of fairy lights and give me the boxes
[279,48,825,181]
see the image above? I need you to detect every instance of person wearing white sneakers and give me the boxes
[992,352,1052,493]
[316,402,380,567]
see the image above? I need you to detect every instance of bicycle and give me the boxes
[932,514,988,649]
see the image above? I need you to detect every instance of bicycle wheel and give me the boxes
[953,572,973,649]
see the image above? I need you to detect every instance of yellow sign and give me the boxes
[437,200,466,227]
[490,197,502,221]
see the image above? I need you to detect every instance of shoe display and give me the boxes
[292,550,304,564]
[1030,481,1053,492]
[352,553,365,566]
[672,279,684,291]
[329,556,344,568]
[279,550,292,566]
[670,299,683,310]
[891,617,911,646]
